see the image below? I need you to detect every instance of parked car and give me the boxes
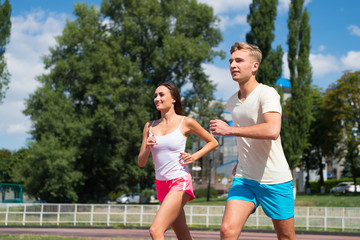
[116,193,140,204]
[218,193,228,198]
[149,194,159,203]
[139,194,159,204]
[330,182,360,194]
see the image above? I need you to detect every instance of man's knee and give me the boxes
[273,218,297,240]
[274,228,297,240]
[275,232,297,240]
[220,222,238,239]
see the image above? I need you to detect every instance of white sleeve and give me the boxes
[261,87,282,115]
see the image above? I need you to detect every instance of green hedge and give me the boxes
[195,187,218,198]
[309,178,360,194]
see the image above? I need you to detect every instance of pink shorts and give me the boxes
[156,173,195,202]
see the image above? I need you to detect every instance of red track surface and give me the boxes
[1,227,360,239]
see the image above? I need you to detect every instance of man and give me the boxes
[209,42,297,240]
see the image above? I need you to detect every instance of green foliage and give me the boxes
[282,0,312,170]
[246,0,283,86]
[0,0,11,103]
[323,71,360,180]
[140,188,156,203]
[0,148,11,182]
[13,137,82,202]
[0,148,30,184]
[301,87,327,191]
[21,0,223,203]
[195,187,218,198]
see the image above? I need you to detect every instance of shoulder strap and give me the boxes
[149,121,155,136]
[177,116,185,129]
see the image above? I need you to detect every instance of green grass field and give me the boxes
[294,194,360,207]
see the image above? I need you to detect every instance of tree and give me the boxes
[22,0,223,203]
[101,0,225,192]
[282,0,312,181]
[323,71,360,185]
[0,0,11,104]
[301,87,327,194]
[246,0,283,86]
[0,148,11,182]
[0,148,29,184]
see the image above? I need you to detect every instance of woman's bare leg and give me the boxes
[150,191,191,240]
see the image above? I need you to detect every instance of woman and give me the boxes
[138,82,218,240]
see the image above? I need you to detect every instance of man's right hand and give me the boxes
[209,119,231,136]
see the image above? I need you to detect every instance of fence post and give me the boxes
[189,206,193,226]
[90,204,94,226]
[306,207,309,230]
[39,204,44,226]
[5,204,9,226]
[324,207,327,231]
[140,205,144,227]
[22,204,26,226]
[342,207,345,231]
[74,204,77,226]
[57,204,60,226]
[205,206,209,227]
[124,205,127,226]
[107,204,111,227]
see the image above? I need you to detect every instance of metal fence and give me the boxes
[0,203,360,232]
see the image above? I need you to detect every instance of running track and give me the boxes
[1,228,360,240]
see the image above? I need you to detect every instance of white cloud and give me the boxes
[217,14,247,31]
[317,45,326,52]
[202,64,238,101]
[5,11,67,100]
[233,14,248,25]
[310,53,340,77]
[0,101,28,134]
[283,52,338,79]
[282,51,359,89]
[282,52,290,79]
[348,25,360,37]
[341,51,360,70]
[278,0,312,15]
[200,0,311,15]
[308,51,360,78]
[278,0,290,14]
[304,0,312,6]
[0,10,67,148]
[7,123,29,134]
[198,0,252,14]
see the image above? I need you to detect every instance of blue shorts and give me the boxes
[227,178,294,220]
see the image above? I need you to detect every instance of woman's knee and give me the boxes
[149,225,162,238]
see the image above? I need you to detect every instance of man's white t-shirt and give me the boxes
[227,84,293,184]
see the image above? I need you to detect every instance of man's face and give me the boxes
[229,49,258,84]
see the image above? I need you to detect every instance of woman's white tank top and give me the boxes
[149,116,189,180]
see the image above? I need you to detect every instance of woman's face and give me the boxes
[154,86,175,111]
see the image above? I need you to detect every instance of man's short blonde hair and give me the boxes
[230,42,262,64]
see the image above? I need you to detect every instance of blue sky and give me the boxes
[1,0,360,151]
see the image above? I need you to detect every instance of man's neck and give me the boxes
[238,77,259,100]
